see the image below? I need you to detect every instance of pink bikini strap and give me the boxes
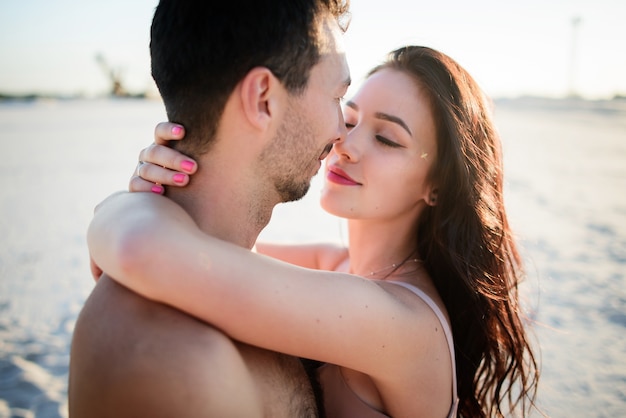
[387,281,459,417]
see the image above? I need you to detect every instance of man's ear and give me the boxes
[239,67,284,132]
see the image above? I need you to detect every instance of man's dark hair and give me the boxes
[151,0,350,157]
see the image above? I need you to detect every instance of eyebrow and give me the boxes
[345,101,412,136]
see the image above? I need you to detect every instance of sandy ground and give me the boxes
[0,97,624,417]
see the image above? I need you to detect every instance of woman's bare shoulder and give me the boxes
[315,243,349,272]
[254,242,348,271]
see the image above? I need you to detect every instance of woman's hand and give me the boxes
[130,122,197,194]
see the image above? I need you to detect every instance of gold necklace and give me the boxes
[368,258,421,277]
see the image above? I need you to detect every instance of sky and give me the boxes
[1,0,625,99]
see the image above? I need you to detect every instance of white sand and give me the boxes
[0,97,624,417]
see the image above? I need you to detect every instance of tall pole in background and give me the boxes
[568,16,582,98]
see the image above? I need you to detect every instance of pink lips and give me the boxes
[327,166,361,186]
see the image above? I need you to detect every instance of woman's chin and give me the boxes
[319,193,355,219]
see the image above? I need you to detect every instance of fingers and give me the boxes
[133,160,192,188]
[130,122,196,194]
[138,143,197,175]
[154,122,185,145]
[133,144,197,188]
[129,173,164,193]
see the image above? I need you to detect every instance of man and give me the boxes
[69,1,351,417]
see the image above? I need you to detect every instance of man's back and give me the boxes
[69,276,317,417]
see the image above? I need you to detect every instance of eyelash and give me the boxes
[345,123,401,148]
[376,135,401,148]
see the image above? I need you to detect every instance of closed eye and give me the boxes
[376,135,402,148]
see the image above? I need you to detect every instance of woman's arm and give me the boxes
[88,193,421,378]
[255,242,347,271]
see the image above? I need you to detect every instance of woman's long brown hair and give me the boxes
[371,46,539,417]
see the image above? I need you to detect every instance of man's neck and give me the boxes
[166,165,277,250]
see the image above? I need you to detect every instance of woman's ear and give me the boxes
[426,187,439,207]
[239,67,284,132]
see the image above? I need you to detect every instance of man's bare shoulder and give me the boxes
[69,275,264,417]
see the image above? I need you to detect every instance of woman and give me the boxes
[90,46,539,417]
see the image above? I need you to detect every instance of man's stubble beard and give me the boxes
[259,104,317,203]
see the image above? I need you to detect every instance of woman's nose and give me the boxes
[333,126,361,162]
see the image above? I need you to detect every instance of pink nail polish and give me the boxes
[172,126,183,136]
[173,173,186,184]
[181,160,195,172]
[151,185,163,194]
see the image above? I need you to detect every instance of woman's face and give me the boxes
[320,68,438,223]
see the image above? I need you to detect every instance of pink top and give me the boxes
[318,281,459,418]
